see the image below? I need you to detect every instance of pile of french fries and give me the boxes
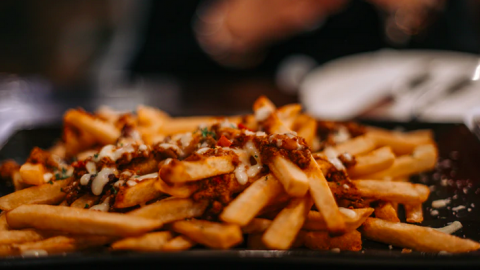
[0,96,479,257]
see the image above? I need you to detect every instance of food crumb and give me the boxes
[430,210,439,216]
[330,248,340,253]
[388,245,393,250]
[401,248,412,254]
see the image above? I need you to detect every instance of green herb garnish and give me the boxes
[93,153,99,159]
[84,204,89,209]
[111,186,118,195]
[200,127,216,138]
[48,180,54,185]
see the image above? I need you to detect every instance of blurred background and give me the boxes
[0,0,480,137]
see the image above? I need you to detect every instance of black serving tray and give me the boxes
[1,121,480,270]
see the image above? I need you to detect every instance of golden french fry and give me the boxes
[162,235,196,251]
[374,202,400,223]
[348,147,395,178]
[121,158,159,176]
[363,145,437,179]
[137,105,170,127]
[292,114,316,149]
[14,235,115,254]
[0,230,50,244]
[304,230,362,251]
[307,156,346,235]
[0,245,16,256]
[361,218,480,253]
[221,174,284,226]
[404,204,423,223]
[160,156,235,184]
[154,176,199,198]
[339,180,430,204]
[262,195,312,250]
[268,156,309,197]
[241,218,272,234]
[329,135,376,156]
[159,116,241,135]
[171,219,243,249]
[64,109,120,145]
[0,178,72,211]
[12,171,29,191]
[114,178,163,208]
[71,194,99,209]
[111,231,173,251]
[365,127,434,155]
[303,207,374,232]
[49,142,66,160]
[277,104,302,130]
[0,212,10,230]
[128,198,208,224]
[7,205,162,237]
[19,163,47,186]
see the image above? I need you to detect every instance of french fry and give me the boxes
[0,212,10,230]
[362,144,437,179]
[241,218,272,234]
[374,201,400,222]
[307,156,346,235]
[12,171,29,191]
[277,104,302,130]
[159,116,241,135]
[404,204,423,223]
[0,230,50,244]
[268,156,309,197]
[71,194,99,209]
[154,176,199,198]
[14,235,115,254]
[328,135,376,156]
[128,198,208,224]
[220,174,284,226]
[304,230,362,251]
[262,195,312,250]
[114,178,163,208]
[7,205,162,237]
[361,218,480,253]
[122,158,159,176]
[303,207,374,232]
[348,147,395,178]
[0,178,72,211]
[335,180,430,204]
[160,156,235,184]
[19,163,47,186]
[171,219,242,249]
[365,127,434,155]
[111,231,173,251]
[292,114,317,149]
[64,109,120,145]
[162,235,196,251]
[0,245,16,256]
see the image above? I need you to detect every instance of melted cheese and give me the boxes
[159,143,184,156]
[231,141,263,185]
[197,147,210,154]
[173,132,193,148]
[91,167,118,195]
[255,106,273,122]
[333,126,351,144]
[80,174,91,185]
[43,173,53,182]
[95,144,135,162]
[324,147,345,171]
[126,180,138,186]
[90,197,110,212]
[139,144,147,151]
[86,161,97,174]
[135,172,158,181]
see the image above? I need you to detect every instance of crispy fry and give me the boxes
[171,219,242,249]
[128,198,208,224]
[220,174,284,226]
[159,116,241,135]
[348,147,395,178]
[335,180,430,204]
[154,176,199,198]
[71,194,99,209]
[162,235,196,251]
[363,144,437,179]
[262,195,312,250]
[365,127,434,155]
[404,204,423,223]
[361,218,480,253]
[114,178,163,208]
[111,231,173,251]
[7,205,162,237]
[0,230,50,244]
[292,114,316,149]
[374,201,400,222]
[277,104,302,130]
[64,109,120,145]
[0,178,72,211]
[307,156,346,235]
[303,207,374,232]
[19,163,47,186]
[14,235,115,254]
[160,156,235,184]
[0,212,10,230]
[268,156,309,197]
[304,230,362,251]
[328,135,376,156]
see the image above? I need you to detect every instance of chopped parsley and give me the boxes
[200,127,216,139]
[230,124,237,129]
[254,155,258,158]
[61,167,67,175]
[84,204,89,209]
[60,187,64,192]
[93,153,99,159]
[48,180,54,185]
[111,186,118,195]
